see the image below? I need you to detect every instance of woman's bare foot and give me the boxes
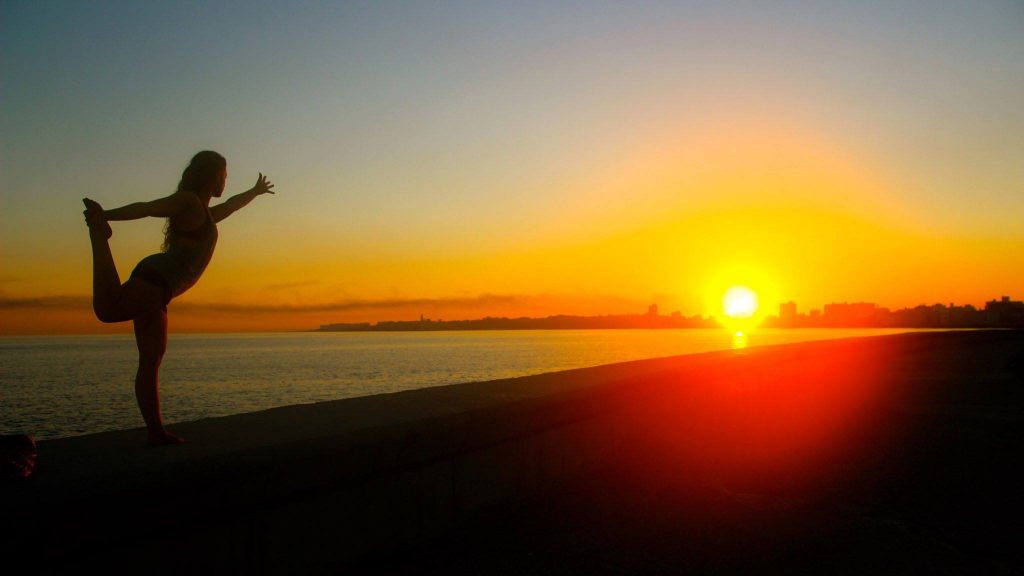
[147,430,185,446]
[82,198,112,239]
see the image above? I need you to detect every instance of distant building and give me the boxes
[985,296,1024,327]
[779,301,797,326]
[647,304,659,317]
[823,302,878,327]
[948,304,980,326]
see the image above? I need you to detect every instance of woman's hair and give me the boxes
[177,150,226,193]
[162,151,227,251]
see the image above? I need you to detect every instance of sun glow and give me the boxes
[723,286,758,319]
[717,284,764,336]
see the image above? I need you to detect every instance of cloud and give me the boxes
[0,292,650,318]
[172,293,530,314]
[0,295,90,309]
[261,279,324,291]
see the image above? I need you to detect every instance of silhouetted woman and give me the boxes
[82,151,275,445]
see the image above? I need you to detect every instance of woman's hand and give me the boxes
[82,198,112,239]
[251,173,275,196]
[211,173,276,222]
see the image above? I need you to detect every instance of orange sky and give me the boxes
[3,3,1022,334]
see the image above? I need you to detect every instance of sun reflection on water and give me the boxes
[732,331,749,350]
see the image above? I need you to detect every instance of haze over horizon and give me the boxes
[3,1,1023,334]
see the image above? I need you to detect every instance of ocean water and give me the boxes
[0,329,919,440]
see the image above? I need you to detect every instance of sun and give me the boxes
[723,286,759,319]
[702,267,777,333]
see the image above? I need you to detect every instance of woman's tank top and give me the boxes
[163,207,218,297]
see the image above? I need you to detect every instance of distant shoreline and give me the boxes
[317,297,1024,332]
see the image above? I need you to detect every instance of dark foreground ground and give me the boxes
[343,330,1024,575]
[3,330,1021,575]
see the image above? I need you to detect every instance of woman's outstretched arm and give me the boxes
[211,173,275,223]
[101,190,200,221]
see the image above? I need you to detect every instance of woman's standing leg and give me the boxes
[133,307,183,445]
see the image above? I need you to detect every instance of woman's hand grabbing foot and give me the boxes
[82,198,112,239]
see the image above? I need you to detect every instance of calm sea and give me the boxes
[0,329,919,440]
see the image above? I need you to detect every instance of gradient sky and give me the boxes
[2,1,1023,334]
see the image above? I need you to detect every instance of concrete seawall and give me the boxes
[3,330,1021,574]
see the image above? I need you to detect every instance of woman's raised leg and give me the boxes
[82,198,122,321]
[83,199,164,322]
[133,306,183,445]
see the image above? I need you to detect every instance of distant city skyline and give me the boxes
[318,295,1024,332]
[768,295,1024,328]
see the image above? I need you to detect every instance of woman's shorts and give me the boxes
[129,254,174,310]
